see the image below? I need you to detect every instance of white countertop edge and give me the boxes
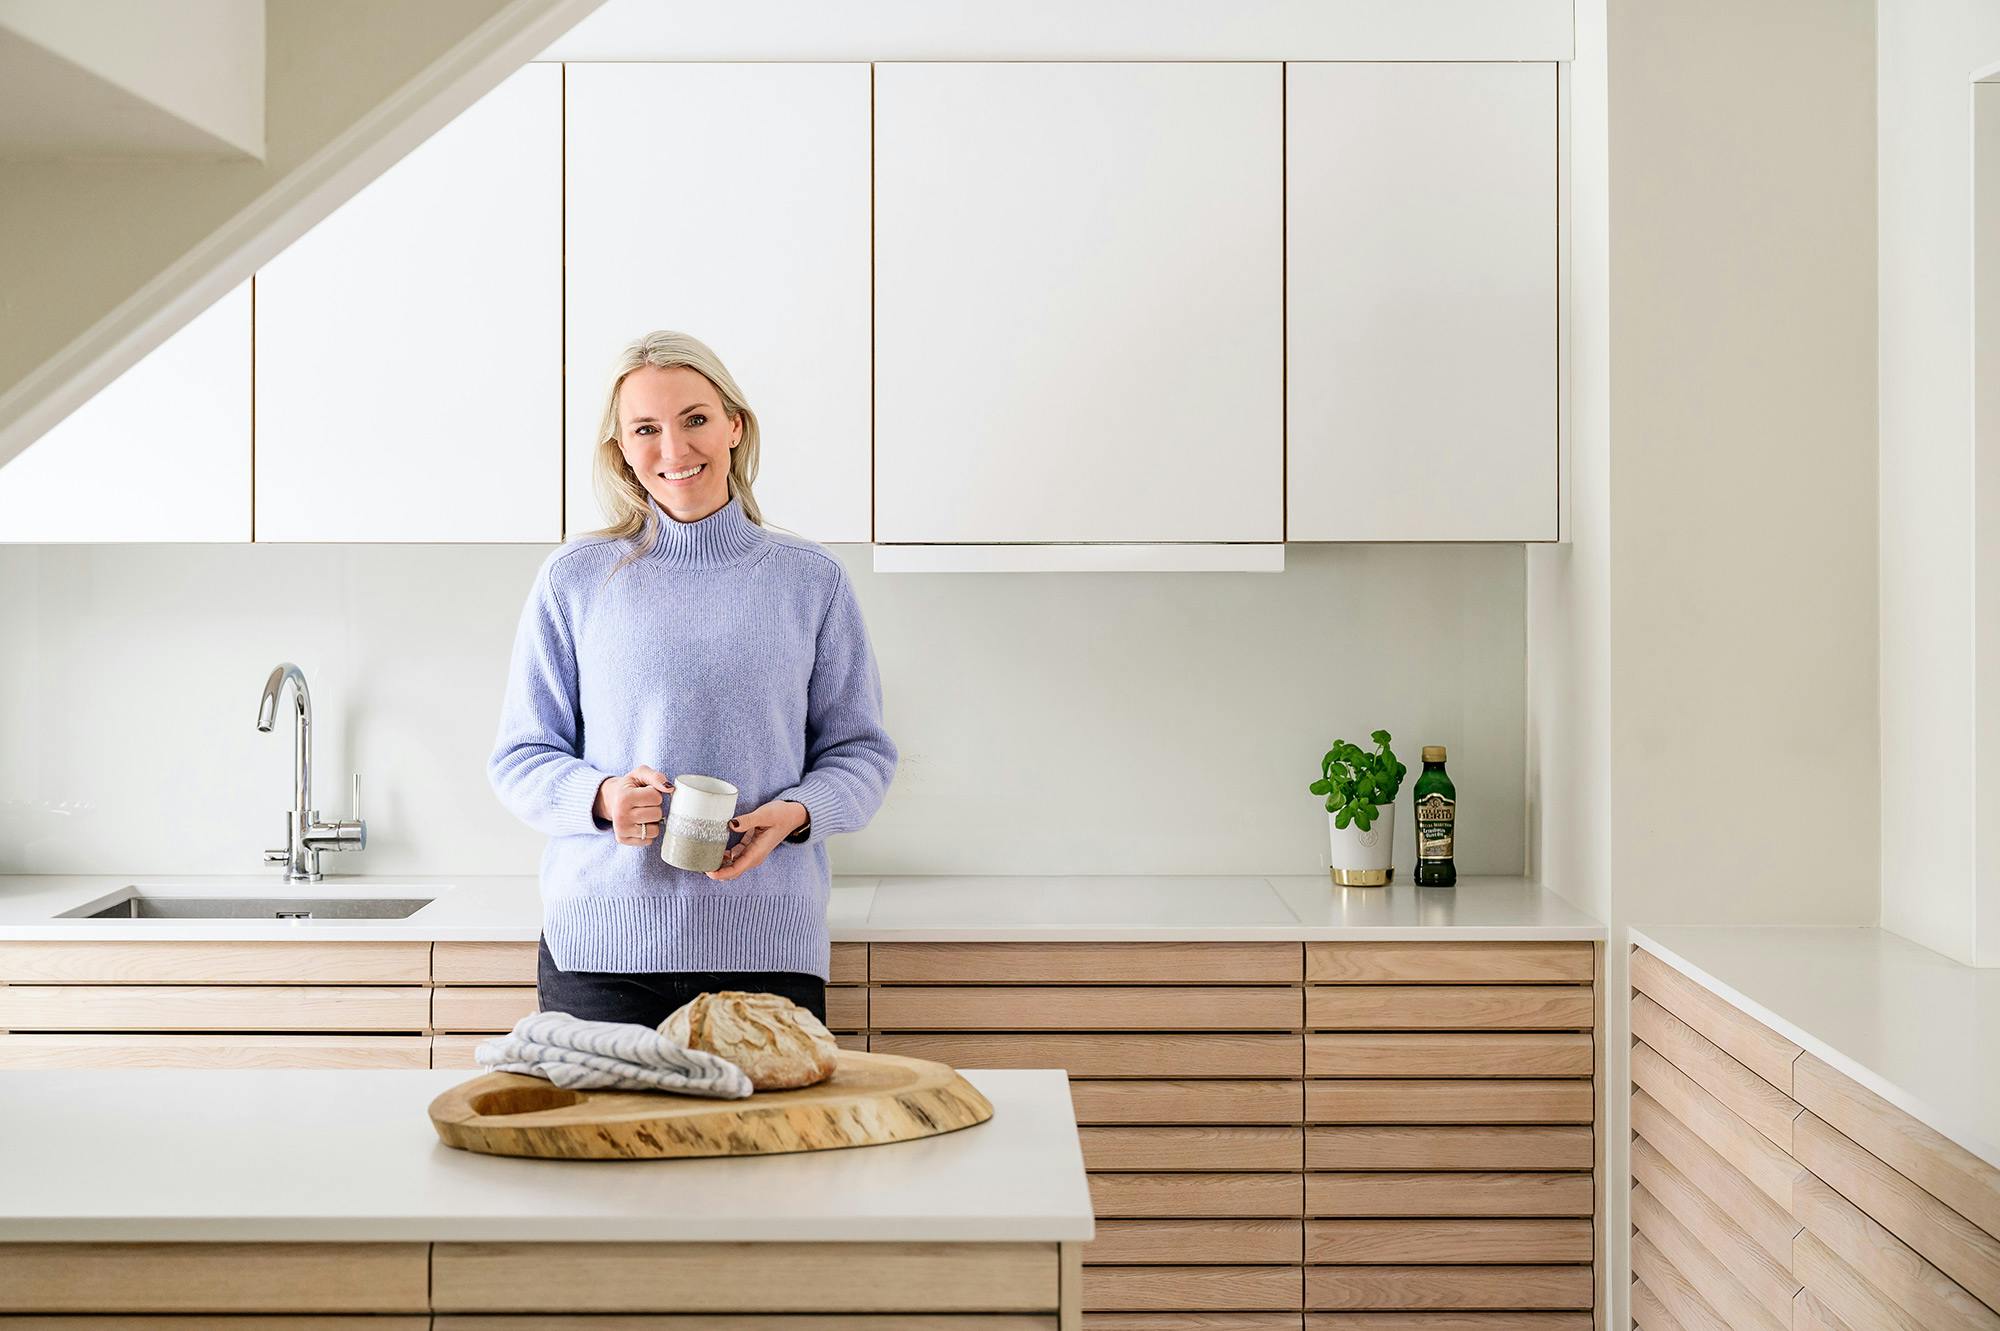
[0,1214,1097,1244]
[0,924,1607,943]
[1627,927,2000,1171]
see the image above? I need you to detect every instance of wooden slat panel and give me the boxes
[432,1241,1057,1312]
[873,942,1300,984]
[1631,993,1800,1150]
[871,986,1302,1031]
[872,1033,1301,1079]
[1305,1033,1592,1079]
[1795,1109,2000,1311]
[1305,1173,1592,1218]
[1306,1126,1592,1172]
[1306,1080,1590,1124]
[1083,1265,1303,1312]
[1306,943,1593,984]
[432,941,536,984]
[1629,946,1800,1090]
[1629,1231,1728,1331]
[1795,1052,2000,1238]
[1792,1172,2000,1331]
[1305,1219,1591,1265]
[1630,1086,1798,1267]
[1631,1276,1689,1331]
[430,986,537,1033]
[1070,1079,1303,1125]
[0,1033,430,1069]
[0,1243,427,1313]
[0,940,430,984]
[0,986,429,1033]
[825,985,866,1031]
[1090,1315,1303,1330]
[1086,1218,1303,1265]
[1629,1135,1798,1324]
[1629,1182,1784,1331]
[1304,1315,1592,1330]
[830,942,866,984]
[1630,1040,1804,1208]
[1304,1265,1593,1311]
[1305,988,1591,1031]
[1082,1126,1302,1172]
[1794,1286,1855,1331]
[1090,1173,1303,1219]
[1794,1229,1929,1331]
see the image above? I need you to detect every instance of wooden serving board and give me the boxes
[428,1049,994,1160]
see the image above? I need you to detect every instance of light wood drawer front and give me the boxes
[1630,1136,1798,1325]
[1631,1229,1727,1331]
[1631,1087,1798,1268]
[1084,1265,1303,1313]
[431,1241,1057,1313]
[1795,1109,2000,1311]
[1088,1219,1303,1265]
[1100,1318,1302,1331]
[1631,1039,1803,1209]
[1307,942,1593,985]
[1307,1080,1591,1125]
[830,942,867,984]
[433,1033,486,1069]
[1090,1173,1304,1218]
[1795,1052,2000,1239]
[432,941,536,984]
[1082,1127,1303,1172]
[835,1032,867,1052]
[1306,1173,1593,1219]
[1631,1181,1784,1331]
[1304,1265,1594,1311]
[873,942,1300,984]
[1306,1032,1593,1079]
[0,1243,428,1314]
[0,985,429,1032]
[431,986,537,1032]
[1302,1315,1593,1330]
[0,1033,430,1069]
[1305,987,1592,1031]
[1632,993,1800,1150]
[1305,1219,1592,1265]
[1630,946,1801,1091]
[871,1033,1301,1079]
[0,940,430,985]
[1070,1079,1304,1125]
[826,985,867,1031]
[871,986,1302,1031]
[1306,1126,1593,1173]
[1793,1172,2000,1331]
[433,1320,1056,1330]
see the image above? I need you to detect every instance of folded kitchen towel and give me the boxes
[474,1010,753,1097]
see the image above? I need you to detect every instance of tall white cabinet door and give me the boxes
[874,63,1284,544]
[563,63,872,543]
[254,64,561,543]
[0,282,251,543]
[1287,62,1558,541]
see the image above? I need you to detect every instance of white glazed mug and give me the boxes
[661,774,739,873]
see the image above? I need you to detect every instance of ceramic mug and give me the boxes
[661,774,739,872]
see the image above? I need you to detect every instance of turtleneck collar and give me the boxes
[642,490,768,569]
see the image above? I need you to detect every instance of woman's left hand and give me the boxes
[706,799,809,881]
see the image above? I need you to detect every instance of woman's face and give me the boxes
[616,364,741,521]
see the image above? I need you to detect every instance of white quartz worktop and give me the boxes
[0,873,1603,941]
[1632,925,2000,1171]
[0,1067,1091,1243]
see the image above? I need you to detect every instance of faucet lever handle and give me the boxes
[351,772,361,822]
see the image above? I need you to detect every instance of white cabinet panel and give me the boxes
[254,64,562,543]
[563,62,872,543]
[874,62,1284,544]
[1287,62,1558,541]
[0,282,251,543]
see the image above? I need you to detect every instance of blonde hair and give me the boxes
[587,330,766,574]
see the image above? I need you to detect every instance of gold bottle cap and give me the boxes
[1422,745,1447,762]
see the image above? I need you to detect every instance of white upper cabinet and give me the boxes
[563,63,872,543]
[1287,62,1558,541]
[0,281,251,543]
[254,64,562,543]
[873,63,1284,545]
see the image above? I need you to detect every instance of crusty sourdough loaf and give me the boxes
[660,990,840,1091]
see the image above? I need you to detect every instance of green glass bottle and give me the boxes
[1412,745,1457,886]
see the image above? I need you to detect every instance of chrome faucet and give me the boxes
[256,662,365,881]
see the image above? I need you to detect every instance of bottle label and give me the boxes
[1415,792,1456,861]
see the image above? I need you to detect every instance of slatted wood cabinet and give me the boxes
[1628,942,2000,1331]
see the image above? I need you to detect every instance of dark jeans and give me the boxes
[535,935,826,1027]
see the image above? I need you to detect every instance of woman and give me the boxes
[487,330,898,1026]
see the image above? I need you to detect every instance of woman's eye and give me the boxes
[634,424,657,436]
[686,414,706,428]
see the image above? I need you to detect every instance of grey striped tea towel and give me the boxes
[474,1010,753,1097]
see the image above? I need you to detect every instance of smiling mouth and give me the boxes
[659,464,705,482]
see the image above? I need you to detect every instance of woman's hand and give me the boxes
[597,766,674,847]
[707,799,808,880]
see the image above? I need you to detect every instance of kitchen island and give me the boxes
[0,1065,1091,1322]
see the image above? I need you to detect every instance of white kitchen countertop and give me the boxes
[0,873,1603,941]
[1632,925,2000,1171]
[0,1066,1092,1243]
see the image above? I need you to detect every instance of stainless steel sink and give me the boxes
[57,889,436,920]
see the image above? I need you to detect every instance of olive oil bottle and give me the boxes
[1412,746,1457,886]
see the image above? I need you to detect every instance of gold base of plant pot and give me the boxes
[1330,867,1393,887]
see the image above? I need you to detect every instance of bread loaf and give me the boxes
[660,990,839,1091]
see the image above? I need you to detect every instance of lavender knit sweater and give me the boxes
[487,491,897,979]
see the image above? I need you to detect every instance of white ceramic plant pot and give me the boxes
[1327,804,1395,887]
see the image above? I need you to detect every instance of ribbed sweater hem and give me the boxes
[541,892,830,980]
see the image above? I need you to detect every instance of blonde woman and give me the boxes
[487,331,897,1026]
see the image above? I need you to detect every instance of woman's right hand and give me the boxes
[596,766,675,846]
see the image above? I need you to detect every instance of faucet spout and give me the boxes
[257,663,312,818]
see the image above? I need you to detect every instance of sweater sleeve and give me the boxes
[487,556,617,839]
[775,562,899,845]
